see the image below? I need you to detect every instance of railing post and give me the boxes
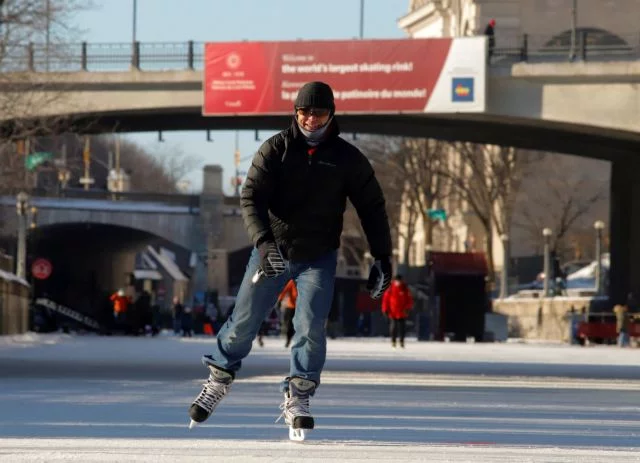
[131,41,140,69]
[521,34,528,62]
[580,30,587,61]
[187,40,194,70]
[27,42,35,71]
[81,42,88,71]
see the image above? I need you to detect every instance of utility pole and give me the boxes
[359,0,364,39]
[45,0,51,72]
[80,136,94,190]
[23,138,30,188]
[16,192,29,280]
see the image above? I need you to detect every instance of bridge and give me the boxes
[0,190,205,251]
[1,39,640,304]
[1,40,640,159]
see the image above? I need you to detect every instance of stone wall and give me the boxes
[493,297,597,341]
[0,279,30,335]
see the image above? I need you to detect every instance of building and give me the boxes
[395,0,618,281]
[399,0,638,48]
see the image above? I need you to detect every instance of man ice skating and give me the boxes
[188,81,392,440]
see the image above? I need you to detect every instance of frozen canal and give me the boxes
[1,334,639,462]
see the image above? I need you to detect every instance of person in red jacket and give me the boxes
[381,275,414,348]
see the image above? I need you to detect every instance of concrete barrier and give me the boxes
[492,296,601,342]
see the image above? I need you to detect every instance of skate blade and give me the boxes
[289,427,307,441]
[189,419,199,430]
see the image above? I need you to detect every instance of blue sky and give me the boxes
[72,0,409,194]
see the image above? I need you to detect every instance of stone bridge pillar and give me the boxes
[609,159,640,305]
[201,165,226,296]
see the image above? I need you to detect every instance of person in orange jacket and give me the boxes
[110,289,131,329]
[381,275,414,348]
[278,279,298,348]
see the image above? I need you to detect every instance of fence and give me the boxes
[0,33,639,73]
[28,187,201,209]
[494,31,640,62]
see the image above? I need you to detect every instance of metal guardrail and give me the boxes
[0,32,638,73]
[493,31,640,62]
[0,41,205,72]
[28,187,201,209]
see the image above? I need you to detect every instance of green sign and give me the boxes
[427,208,447,221]
[25,152,54,171]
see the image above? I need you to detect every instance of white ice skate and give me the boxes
[276,377,316,441]
[188,363,233,429]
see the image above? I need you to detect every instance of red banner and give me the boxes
[202,38,454,115]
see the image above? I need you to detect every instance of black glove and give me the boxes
[257,240,286,278]
[367,256,392,299]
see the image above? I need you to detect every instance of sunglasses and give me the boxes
[296,107,331,118]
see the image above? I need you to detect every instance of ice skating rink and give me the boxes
[1,333,639,462]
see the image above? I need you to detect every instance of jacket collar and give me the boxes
[290,116,341,144]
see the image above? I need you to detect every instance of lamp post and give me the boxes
[594,220,605,296]
[542,227,553,297]
[500,234,509,299]
[569,0,577,61]
[132,0,138,44]
[15,192,29,280]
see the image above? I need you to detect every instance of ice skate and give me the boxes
[188,363,234,429]
[276,377,316,441]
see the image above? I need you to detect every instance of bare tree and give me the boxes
[151,144,203,190]
[398,138,448,248]
[68,135,203,193]
[444,143,537,279]
[340,203,368,271]
[0,0,94,193]
[356,136,447,266]
[512,153,607,260]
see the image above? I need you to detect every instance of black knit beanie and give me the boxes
[294,81,335,112]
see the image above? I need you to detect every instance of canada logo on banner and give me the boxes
[202,37,486,116]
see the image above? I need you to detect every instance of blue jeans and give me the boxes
[203,248,337,389]
[618,331,630,347]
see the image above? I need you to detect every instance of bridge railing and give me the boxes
[0,33,638,73]
[494,31,640,62]
[29,187,201,210]
[0,41,206,73]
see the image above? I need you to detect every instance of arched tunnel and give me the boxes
[26,222,191,328]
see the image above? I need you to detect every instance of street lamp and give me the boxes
[594,220,605,296]
[500,234,509,299]
[542,227,553,297]
[15,192,29,280]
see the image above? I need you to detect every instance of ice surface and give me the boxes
[1,334,639,462]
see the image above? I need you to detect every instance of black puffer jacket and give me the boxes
[241,118,391,262]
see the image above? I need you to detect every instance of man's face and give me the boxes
[296,107,331,131]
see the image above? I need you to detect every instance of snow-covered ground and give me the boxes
[1,333,639,462]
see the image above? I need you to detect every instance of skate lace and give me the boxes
[275,395,311,424]
[193,376,231,413]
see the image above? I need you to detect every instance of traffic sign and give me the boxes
[32,258,53,280]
